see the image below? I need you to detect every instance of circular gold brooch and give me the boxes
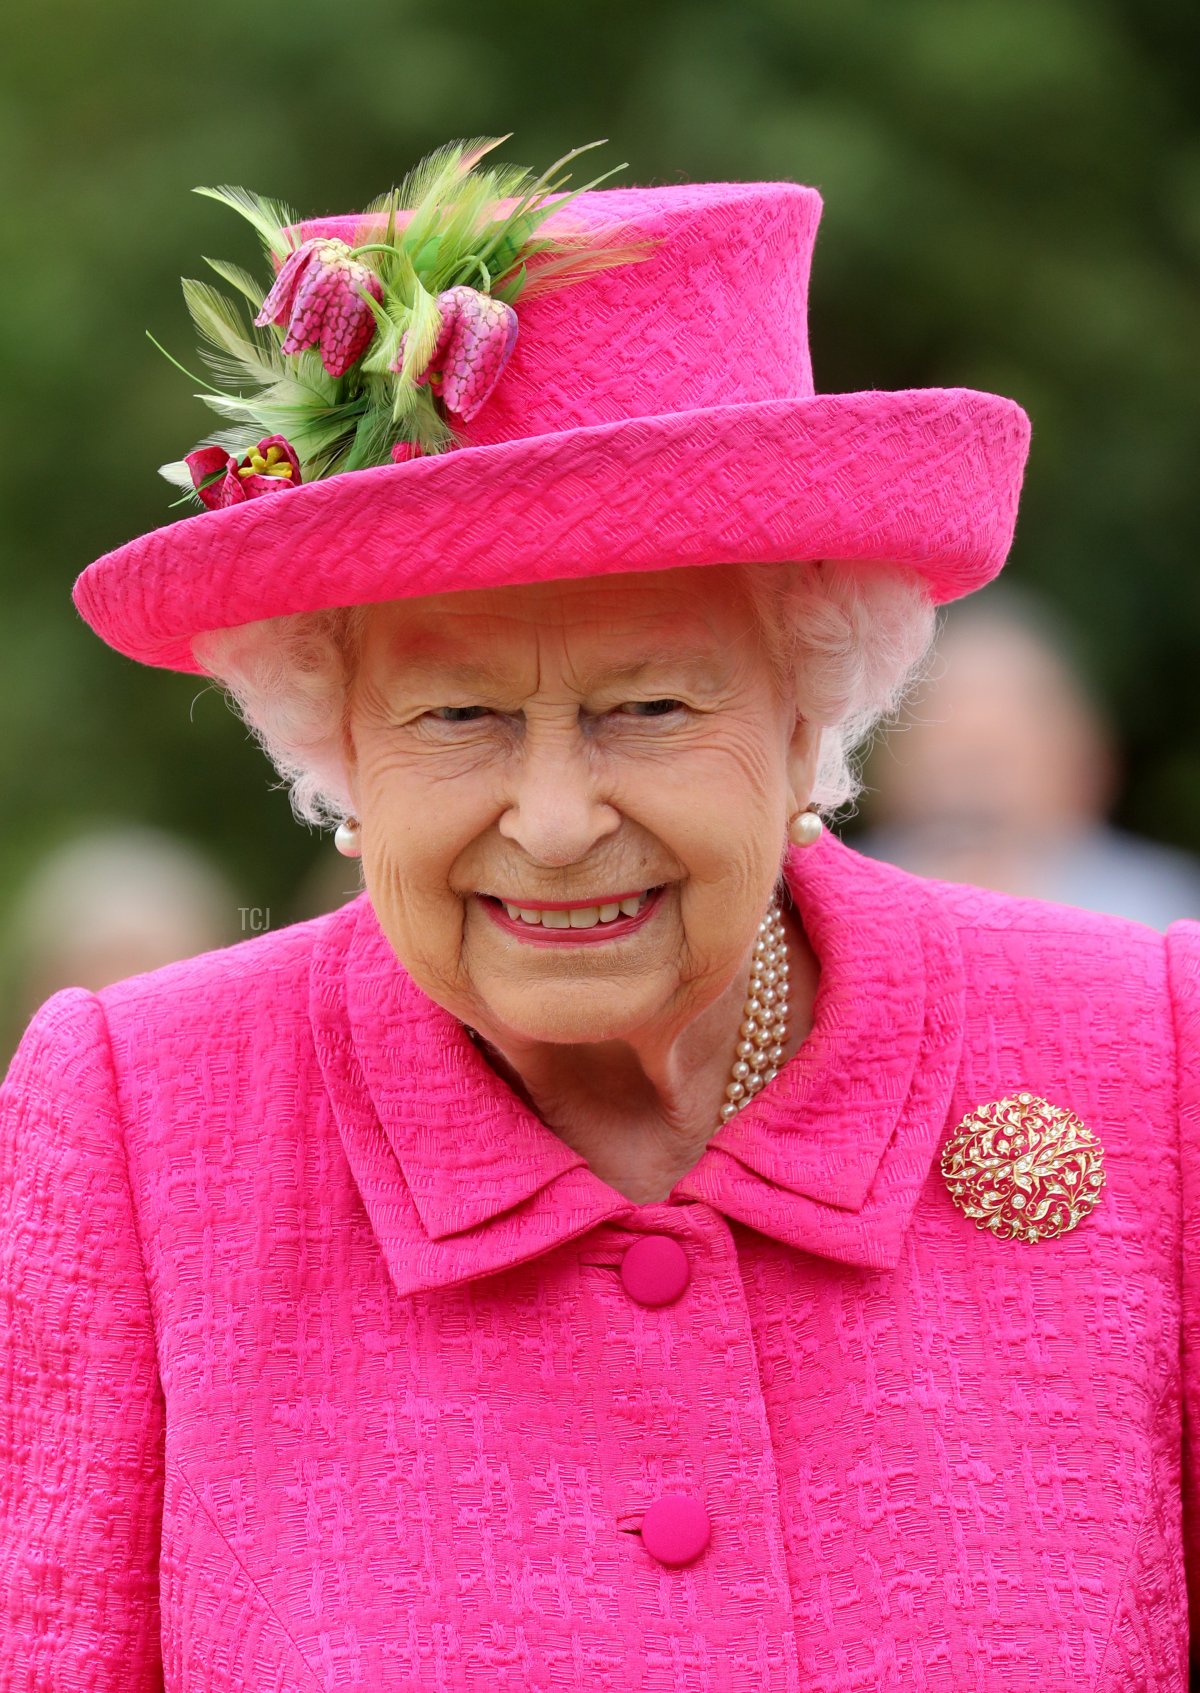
[940,1093,1105,1243]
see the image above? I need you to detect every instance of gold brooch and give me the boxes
[940,1093,1105,1243]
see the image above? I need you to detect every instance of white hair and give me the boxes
[190,559,940,833]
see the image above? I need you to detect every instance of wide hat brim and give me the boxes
[73,384,1030,676]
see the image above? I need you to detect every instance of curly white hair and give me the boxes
[190,560,940,833]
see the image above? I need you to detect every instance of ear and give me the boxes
[785,709,822,817]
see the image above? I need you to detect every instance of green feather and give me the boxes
[400,278,444,388]
[354,262,415,379]
[157,458,199,490]
[339,403,401,474]
[195,392,273,425]
[180,278,288,389]
[515,232,653,299]
[200,256,267,309]
[192,185,302,265]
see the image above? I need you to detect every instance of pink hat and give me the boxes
[72,139,1032,677]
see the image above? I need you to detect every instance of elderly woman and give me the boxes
[4,139,1199,1691]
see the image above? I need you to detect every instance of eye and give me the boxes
[619,698,685,718]
[427,705,492,723]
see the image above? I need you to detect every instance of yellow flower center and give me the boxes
[239,444,295,480]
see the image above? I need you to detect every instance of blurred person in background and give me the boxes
[2,822,241,1058]
[855,582,1200,928]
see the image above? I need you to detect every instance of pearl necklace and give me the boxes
[719,893,789,1125]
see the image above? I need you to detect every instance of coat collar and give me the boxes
[309,832,965,1296]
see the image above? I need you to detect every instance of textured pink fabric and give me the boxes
[70,182,1031,674]
[2,830,1198,1689]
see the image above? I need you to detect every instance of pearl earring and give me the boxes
[788,805,824,848]
[334,816,361,857]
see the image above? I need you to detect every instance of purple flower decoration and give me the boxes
[393,284,518,422]
[255,238,385,378]
[185,434,302,510]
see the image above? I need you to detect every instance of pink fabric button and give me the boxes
[619,1234,691,1306]
[640,1494,711,1567]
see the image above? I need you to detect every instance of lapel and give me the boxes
[309,832,966,1296]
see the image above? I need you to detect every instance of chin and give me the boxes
[484,983,662,1047]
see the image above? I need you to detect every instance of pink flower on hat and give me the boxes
[394,285,518,422]
[185,434,302,510]
[254,238,385,378]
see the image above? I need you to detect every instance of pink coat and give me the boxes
[3,829,1200,1690]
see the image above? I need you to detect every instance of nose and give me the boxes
[496,724,621,867]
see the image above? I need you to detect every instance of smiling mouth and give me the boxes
[478,887,663,930]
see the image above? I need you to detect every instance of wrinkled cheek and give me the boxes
[456,894,487,973]
[366,873,466,995]
[670,787,774,885]
[451,899,534,1023]
[677,862,775,988]
[681,833,774,911]
[668,885,723,983]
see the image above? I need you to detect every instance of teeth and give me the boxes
[493,889,655,928]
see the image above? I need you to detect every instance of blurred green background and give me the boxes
[2,0,1198,1038]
